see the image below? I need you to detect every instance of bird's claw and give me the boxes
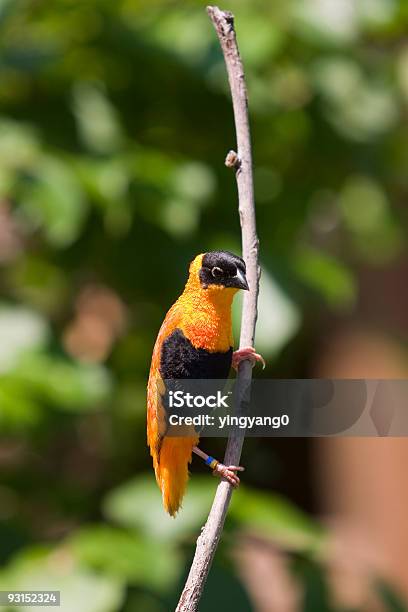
[232,347,265,370]
[213,463,244,487]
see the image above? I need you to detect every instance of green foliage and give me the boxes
[293,557,333,612]
[0,546,124,612]
[376,581,408,612]
[0,0,407,609]
[69,525,181,591]
[103,475,216,544]
[230,485,324,553]
[293,246,356,307]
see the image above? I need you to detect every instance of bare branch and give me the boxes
[175,6,260,611]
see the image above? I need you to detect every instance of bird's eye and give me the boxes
[211,266,223,278]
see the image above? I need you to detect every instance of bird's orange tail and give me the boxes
[154,436,198,516]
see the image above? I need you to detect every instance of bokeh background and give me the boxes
[1,0,408,610]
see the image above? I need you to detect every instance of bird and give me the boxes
[147,251,264,516]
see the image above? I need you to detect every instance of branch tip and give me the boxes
[206,6,235,33]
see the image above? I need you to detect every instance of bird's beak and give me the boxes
[233,268,249,291]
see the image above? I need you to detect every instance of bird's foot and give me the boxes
[213,463,244,487]
[232,347,265,370]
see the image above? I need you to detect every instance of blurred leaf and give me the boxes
[339,175,389,233]
[358,0,397,29]
[254,167,282,203]
[0,547,124,612]
[233,267,300,357]
[293,0,359,44]
[230,486,325,553]
[159,161,215,237]
[198,560,252,612]
[313,58,397,141]
[0,118,39,172]
[0,0,16,26]
[76,157,129,205]
[103,474,215,543]
[144,9,212,65]
[72,83,123,154]
[20,156,88,247]
[294,0,396,45]
[7,257,69,312]
[171,162,215,204]
[338,175,404,263]
[159,199,200,237]
[238,13,285,66]
[74,156,131,234]
[292,557,333,612]
[69,525,182,591]
[376,579,408,612]
[293,246,356,307]
[0,377,43,429]
[397,45,408,102]
[256,267,301,356]
[13,352,112,411]
[0,305,49,373]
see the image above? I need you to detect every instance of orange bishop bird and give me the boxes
[147,251,264,516]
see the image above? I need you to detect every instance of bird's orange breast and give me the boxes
[176,255,236,353]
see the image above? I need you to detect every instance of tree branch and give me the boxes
[175,6,260,611]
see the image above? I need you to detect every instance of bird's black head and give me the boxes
[199,251,249,291]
